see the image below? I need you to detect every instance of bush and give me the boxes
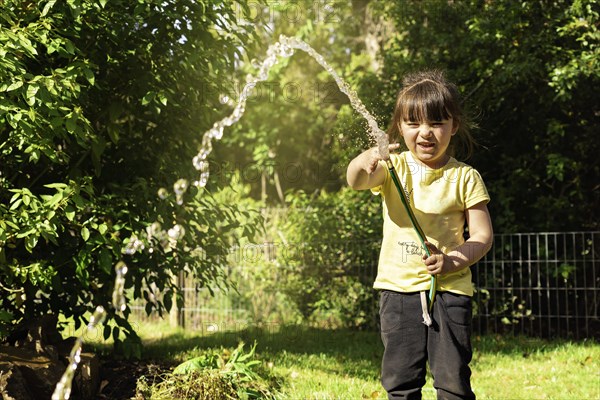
[135,342,280,399]
[279,187,383,329]
[0,0,258,346]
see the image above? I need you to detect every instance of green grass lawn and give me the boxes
[90,319,599,399]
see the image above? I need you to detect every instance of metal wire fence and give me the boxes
[472,231,599,339]
[131,231,599,340]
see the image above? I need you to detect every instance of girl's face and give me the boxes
[399,118,457,169]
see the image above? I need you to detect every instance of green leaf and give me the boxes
[44,183,68,189]
[0,311,14,323]
[9,198,22,210]
[46,192,63,207]
[64,40,75,55]
[83,68,95,86]
[112,326,120,342]
[81,226,90,241]
[107,125,120,143]
[4,221,19,230]
[98,223,108,235]
[17,34,37,55]
[72,194,85,208]
[157,92,167,106]
[163,290,172,312]
[16,228,36,238]
[9,191,21,203]
[41,0,57,17]
[65,115,77,133]
[99,248,112,274]
[26,84,38,98]
[173,357,206,374]
[103,324,111,340]
[65,205,76,221]
[141,91,155,105]
[6,81,23,91]
[25,235,39,252]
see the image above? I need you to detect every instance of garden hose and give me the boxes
[386,159,437,311]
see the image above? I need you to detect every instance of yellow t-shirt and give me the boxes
[372,151,490,296]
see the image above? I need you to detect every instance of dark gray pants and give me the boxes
[379,290,476,400]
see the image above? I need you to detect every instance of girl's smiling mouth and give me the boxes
[418,142,436,149]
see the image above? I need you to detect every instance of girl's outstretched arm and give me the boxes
[346,143,401,190]
[423,201,493,275]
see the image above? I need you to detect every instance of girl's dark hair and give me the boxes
[386,70,475,160]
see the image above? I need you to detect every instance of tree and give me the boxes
[0,0,259,350]
[366,0,599,232]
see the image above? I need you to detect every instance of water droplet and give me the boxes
[123,236,144,255]
[146,222,162,239]
[168,224,185,240]
[52,304,107,400]
[208,126,224,140]
[173,179,189,195]
[242,82,257,99]
[173,179,189,205]
[89,306,106,325]
[279,44,294,58]
[193,157,209,172]
[196,172,209,188]
[201,135,213,151]
[113,262,128,312]
[221,116,233,127]
[157,188,168,199]
[117,264,128,276]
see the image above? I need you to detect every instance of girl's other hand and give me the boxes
[423,241,457,275]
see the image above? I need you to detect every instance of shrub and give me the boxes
[135,342,280,399]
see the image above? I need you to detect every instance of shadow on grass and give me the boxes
[90,322,598,383]
[472,333,598,357]
[140,325,384,373]
[135,324,597,358]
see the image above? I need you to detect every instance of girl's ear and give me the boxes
[451,119,459,136]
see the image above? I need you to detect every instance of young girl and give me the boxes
[346,70,493,399]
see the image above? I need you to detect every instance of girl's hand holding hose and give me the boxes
[364,143,401,173]
[423,241,457,275]
[346,143,401,190]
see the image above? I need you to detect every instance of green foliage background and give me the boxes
[1,0,598,341]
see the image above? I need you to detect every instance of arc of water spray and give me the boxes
[188,35,390,191]
[52,262,128,400]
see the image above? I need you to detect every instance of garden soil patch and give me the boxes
[96,359,172,400]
